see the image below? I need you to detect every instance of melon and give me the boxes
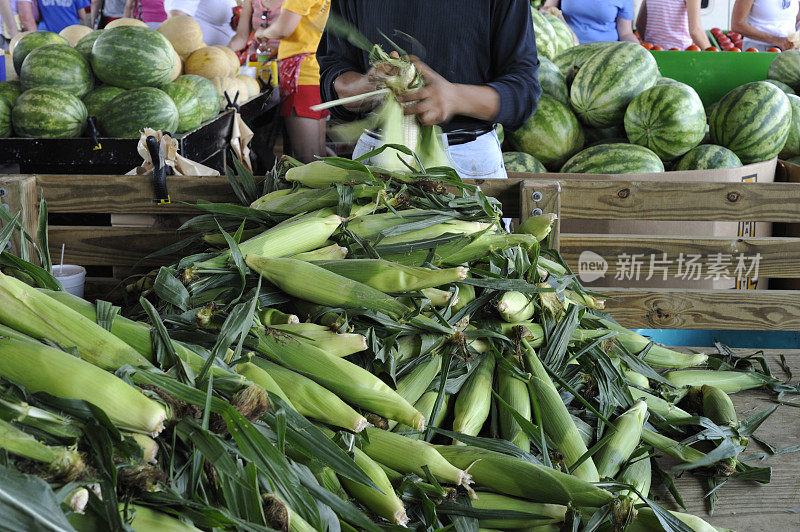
[673,145,742,171]
[0,98,10,137]
[83,86,126,117]
[212,45,241,77]
[185,47,231,80]
[162,82,202,133]
[157,15,204,61]
[99,87,179,137]
[13,31,69,74]
[59,25,93,46]
[20,44,94,98]
[75,30,103,58]
[508,94,584,171]
[171,48,183,81]
[503,152,546,173]
[211,76,240,110]
[8,31,30,55]
[0,81,21,107]
[173,74,219,122]
[560,143,665,174]
[12,87,87,138]
[106,18,148,29]
[236,75,261,100]
[91,26,175,89]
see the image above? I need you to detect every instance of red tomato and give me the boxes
[642,42,653,49]
[686,45,701,51]
[711,27,722,34]
[767,47,781,52]
[728,47,742,52]
[651,45,664,51]
[745,47,758,52]
[704,46,718,51]
[727,32,740,39]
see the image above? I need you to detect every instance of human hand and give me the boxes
[229,34,248,52]
[395,57,460,126]
[777,37,795,50]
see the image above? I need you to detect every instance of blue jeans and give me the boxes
[352,129,508,180]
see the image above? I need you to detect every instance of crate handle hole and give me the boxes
[0,187,6,197]
[531,208,543,216]
[531,191,543,202]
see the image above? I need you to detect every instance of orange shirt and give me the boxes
[278,0,330,85]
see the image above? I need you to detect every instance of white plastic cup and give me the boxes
[53,265,86,298]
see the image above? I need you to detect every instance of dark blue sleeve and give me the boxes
[317,0,363,121]
[486,0,541,131]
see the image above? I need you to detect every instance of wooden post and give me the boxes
[0,176,38,262]
[520,179,562,249]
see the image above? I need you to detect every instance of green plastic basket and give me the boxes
[652,50,778,105]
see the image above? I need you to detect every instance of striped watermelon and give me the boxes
[508,94,585,170]
[538,57,568,105]
[780,94,800,159]
[162,82,203,133]
[0,81,21,107]
[12,87,87,138]
[543,13,573,54]
[0,99,10,137]
[768,50,800,90]
[624,84,706,160]
[20,44,94,98]
[12,31,69,74]
[766,79,795,95]
[710,81,791,164]
[496,123,504,145]
[673,145,742,171]
[503,152,546,173]
[75,29,103,58]
[553,42,614,86]
[91,26,175,89]
[570,42,658,128]
[173,74,219,122]
[560,144,664,174]
[83,86,126,117]
[530,9,557,60]
[656,77,685,87]
[99,87,179,137]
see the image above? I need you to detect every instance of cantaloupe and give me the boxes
[212,45,241,77]
[106,18,148,29]
[170,48,183,81]
[210,76,240,111]
[158,15,204,61]
[185,47,231,80]
[235,74,260,100]
[4,54,18,81]
[59,25,93,46]
[8,31,30,55]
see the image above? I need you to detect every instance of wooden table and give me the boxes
[654,349,800,531]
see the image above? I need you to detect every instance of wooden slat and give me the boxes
[560,234,800,278]
[597,288,800,330]
[34,175,243,214]
[557,180,800,222]
[48,226,180,267]
[0,175,38,260]
[520,179,562,248]
[459,178,523,219]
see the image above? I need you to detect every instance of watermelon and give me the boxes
[656,77,686,87]
[12,31,69,74]
[162,82,203,133]
[787,155,800,165]
[20,44,94,98]
[83,86,126,117]
[507,94,585,170]
[503,151,546,173]
[560,144,664,174]
[99,87,179,137]
[543,13,573,54]
[12,87,87,138]
[673,145,742,171]
[91,26,175,89]
[583,124,628,146]
[530,9,557,60]
[624,84,706,160]
[496,123,504,146]
[173,74,219,122]
[553,42,614,86]
[75,29,103,58]
[538,57,568,105]
[710,81,791,164]
[768,50,800,90]
[765,79,795,95]
[0,81,21,107]
[0,99,10,137]
[779,94,800,159]
[570,42,658,128]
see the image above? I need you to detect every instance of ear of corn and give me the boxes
[452,283,476,312]
[630,508,717,532]
[418,288,457,307]
[314,259,468,293]
[125,504,204,532]
[642,429,706,463]
[360,427,472,490]
[0,274,152,371]
[665,370,763,393]
[565,291,605,310]
[250,185,382,214]
[346,209,432,240]
[435,445,613,507]
[0,418,86,481]
[471,492,566,529]
[395,391,451,439]
[617,456,651,505]
[271,323,368,357]
[127,433,159,465]
[593,400,648,478]
[0,394,82,440]
[376,220,495,246]
[382,233,538,267]
[249,358,368,433]
[263,495,317,532]
[522,341,600,482]
[258,308,299,326]
[452,354,495,441]
[387,355,442,430]
[496,361,532,453]
[497,291,536,323]
[339,446,409,526]
[515,213,557,241]
[0,327,167,436]
[395,335,422,363]
[599,319,708,369]
[291,243,349,261]
[255,330,424,430]
[246,256,410,319]
[622,367,649,389]
[701,385,737,426]
[629,387,693,422]
[234,361,295,408]
[284,160,373,188]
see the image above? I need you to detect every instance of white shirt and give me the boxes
[744,0,799,49]
[164,0,236,46]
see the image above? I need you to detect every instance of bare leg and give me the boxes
[284,113,326,163]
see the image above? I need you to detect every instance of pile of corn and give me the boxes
[0,156,791,531]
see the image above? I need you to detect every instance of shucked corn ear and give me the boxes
[271,323,367,357]
[593,400,648,478]
[339,446,408,526]
[0,418,86,481]
[250,358,369,432]
[0,326,167,436]
[497,291,536,323]
[313,259,468,293]
[284,160,373,188]
[599,319,708,369]
[0,273,151,371]
[471,492,566,529]
[452,353,495,441]
[360,427,473,490]
[665,370,764,393]
[522,340,600,482]
[434,445,614,507]
[255,329,425,430]
[250,184,382,214]
[246,256,410,318]
[497,359,532,452]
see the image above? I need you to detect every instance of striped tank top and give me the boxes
[643,0,693,51]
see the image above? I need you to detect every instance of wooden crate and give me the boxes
[0,175,37,260]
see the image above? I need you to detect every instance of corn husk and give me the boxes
[258,308,299,326]
[701,385,737,426]
[642,429,706,463]
[452,283,476,312]
[471,492,566,529]
[284,160,373,188]
[629,387,693,422]
[128,433,159,465]
[628,508,716,532]
[617,456,651,505]
[291,243,349,261]
[593,400,648,478]
[271,323,367,357]
[497,360,532,452]
[599,319,708,369]
[0,418,86,481]
[250,184,382,214]
[497,291,536,323]
[314,259,468,293]
[234,361,294,407]
[340,446,408,526]
[622,368,649,389]
[515,213,557,242]
[665,370,764,393]
[395,391,451,438]
[452,354,495,440]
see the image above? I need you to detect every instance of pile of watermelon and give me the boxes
[0,23,244,139]
[504,16,797,175]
